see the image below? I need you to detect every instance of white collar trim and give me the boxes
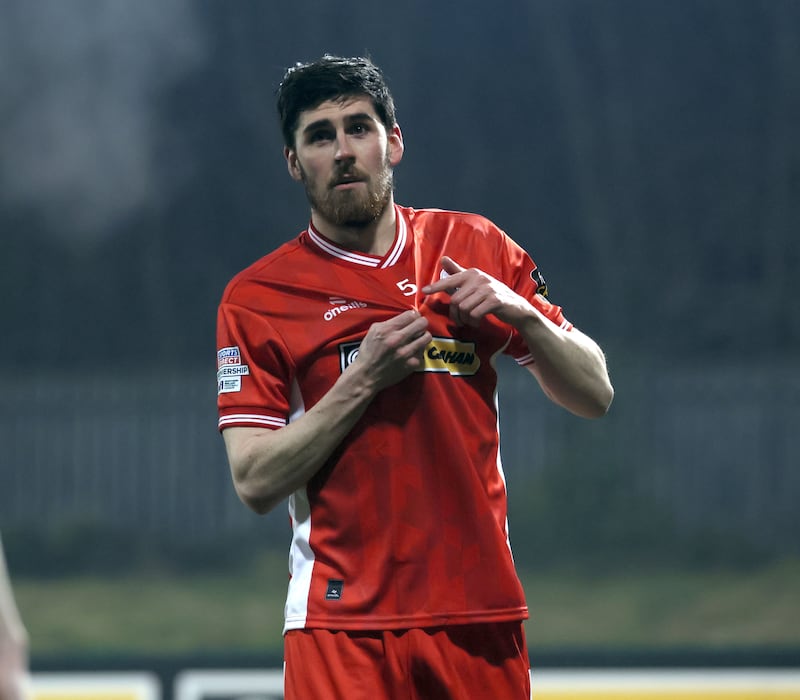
[307,207,407,269]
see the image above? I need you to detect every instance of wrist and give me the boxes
[337,360,381,405]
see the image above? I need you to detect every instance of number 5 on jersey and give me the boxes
[396,278,417,297]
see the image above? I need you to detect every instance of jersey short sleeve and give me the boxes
[216,297,294,431]
[498,231,574,366]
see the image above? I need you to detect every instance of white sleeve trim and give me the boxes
[218,413,286,429]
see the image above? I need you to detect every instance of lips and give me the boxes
[331,172,365,188]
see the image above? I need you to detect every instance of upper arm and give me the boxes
[222,426,273,477]
[222,426,264,498]
[523,325,613,417]
[221,425,287,514]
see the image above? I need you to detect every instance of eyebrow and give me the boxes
[301,112,377,136]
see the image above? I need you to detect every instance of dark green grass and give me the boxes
[13,554,800,656]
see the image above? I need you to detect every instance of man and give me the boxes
[0,536,27,700]
[217,55,613,700]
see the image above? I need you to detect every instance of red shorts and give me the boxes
[284,621,530,700]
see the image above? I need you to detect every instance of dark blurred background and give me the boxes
[0,0,798,665]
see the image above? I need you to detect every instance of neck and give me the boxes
[310,200,397,256]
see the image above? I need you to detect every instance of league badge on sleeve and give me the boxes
[530,267,549,298]
[217,346,250,394]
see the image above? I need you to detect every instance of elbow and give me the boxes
[230,459,282,515]
[558,378,614,419]
[582,381,614,419]
[234,479,279,515]
[545,376,614,419]
[247,498,276,516]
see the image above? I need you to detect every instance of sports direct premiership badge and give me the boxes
[217,346,249,394]
[217,346,241,367]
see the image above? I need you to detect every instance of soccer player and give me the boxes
[217,55,613,699]
[0,535,27,700]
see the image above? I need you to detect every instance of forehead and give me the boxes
[296,96,381,131]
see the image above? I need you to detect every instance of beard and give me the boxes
[300,154,394,227]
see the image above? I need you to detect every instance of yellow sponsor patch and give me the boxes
[421,337,480,376]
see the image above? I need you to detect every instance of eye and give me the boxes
[348,122,370,136]
[308,129,333,144]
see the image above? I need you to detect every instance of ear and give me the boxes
[285,146,303,182]
[387,124,404,167]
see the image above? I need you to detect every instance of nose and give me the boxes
[334,132,355,161]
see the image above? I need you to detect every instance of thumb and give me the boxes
[440,255,466,274]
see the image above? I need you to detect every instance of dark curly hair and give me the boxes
[277,55,397,149]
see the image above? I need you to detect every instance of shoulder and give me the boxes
[401,205,501,234]
[220,237,304,305]
[399,205,510,255]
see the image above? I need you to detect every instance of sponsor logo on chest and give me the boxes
[422,338,480,375]
[339,337,480,376]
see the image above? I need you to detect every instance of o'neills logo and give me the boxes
[324,297,367,321]
[422,337,480,376]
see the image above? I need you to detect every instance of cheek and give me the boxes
[297,158,325,185]
[366,145,391,172]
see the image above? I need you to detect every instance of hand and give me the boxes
[351,310,432,391]
[422,256,530,328]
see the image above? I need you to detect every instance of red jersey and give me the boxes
[216,205,572,632]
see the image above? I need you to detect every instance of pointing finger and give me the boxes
[440,256,466,274]
[422,257,467,295]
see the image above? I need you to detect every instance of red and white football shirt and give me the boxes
[217,205,572,632]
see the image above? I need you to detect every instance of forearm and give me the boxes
[223,309,432,514]
[224,363,379,514]
[519,308,614,418]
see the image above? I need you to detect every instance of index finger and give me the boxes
[421,274,463,296]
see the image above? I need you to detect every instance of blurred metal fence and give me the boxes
[1,364,798,554]
[500,362,800,553]
[0,371,262,538]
